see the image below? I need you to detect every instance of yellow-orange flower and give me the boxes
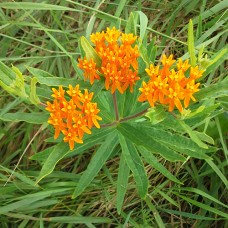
[78,27,140,94]
[138,55,204,112]
[46,85,102,150]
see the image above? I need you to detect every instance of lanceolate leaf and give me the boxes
[117,123,185,162]
[195,77,228,100]
[0,112,49,124]
[80,36,102,67]
[188,19,196,66]
[72,131,118,199]
[36,142,69,184]
[29,77,40,105]
[138,147,182,184]
[140,124,212,159]
[30,127,116,162]
[118,133,148,198]
[116,153,130,214]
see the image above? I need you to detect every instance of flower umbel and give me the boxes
[138,55,204,112]
[78,27,140,94]
[46,85,102,150]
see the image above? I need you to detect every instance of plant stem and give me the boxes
[100,108,148,128]
[100,122,117,128]
[120,108,148,123]
[113,91,119,121]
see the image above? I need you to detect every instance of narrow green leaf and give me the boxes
[118,133,148,198]
[138,147,182,184]
[0,112,49,124]
[156,188,179,207]
[145,106,167,125]
[49,216,111,224]
[29,77,40,105]
[180,187,228,209]
[116,153,130,214]
[125,12,136,35]
[72,131,118,199]
[195,77,228,100]
[178,120,208,149]
[36,142,69,183]
[117,123,185,162]
[0,196,48,214]
[0,2,81,11]
[145,196,165,228]
[203,47,228,77]
[159,208,222,220]
[31,127,115,162]
[0,166,37,187]
[80,36,102,67]
[139,44,149,67]
[194,132,214,145]
[177,194,228,219]
[188,19,196,66]
[136,11,148,40]
[205,159,228,189]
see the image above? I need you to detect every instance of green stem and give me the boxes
[113,91,119,121]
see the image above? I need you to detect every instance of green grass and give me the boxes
[0,0,227,227]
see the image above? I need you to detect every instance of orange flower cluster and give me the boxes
[138,55,204,112]
[46,85,102,150]
[78,27,140,94]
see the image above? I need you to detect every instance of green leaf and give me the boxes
[72,131,118,199]
[178,120,209,149]
[188,19,196,66]
[159,208,222,221]
[0,112,49,124]
[195,78,228,100]
[116,153,130,214]
[31,127,116,162]
[204,47,228,75]
[125,12,136,35]
[80,36,102,67]
[142,124,213,158]
[177,194,228,219]
[145,196,166,228]
[118,133,148,198]
[29,77,40,105]
[0,196,48,215]
[136,11,148,40]
[26,67,91,88]
[36,142,69,183]
[180,187,228,209]
[145,106,167,125]
[139,44,149,67]
[194,131,214,145]
[138,147,182,184]
[117,123,185,162]
[205,159,228,189]
[49,216,111,224]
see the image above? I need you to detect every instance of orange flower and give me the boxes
[138,55,204,113]
[78,27,140,94]
[46,85,102,150]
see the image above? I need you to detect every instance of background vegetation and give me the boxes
[0,0,227,227]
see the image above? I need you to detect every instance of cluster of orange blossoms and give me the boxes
[138,55,204,112]
[46,85,102,150]
[78,27,140,94]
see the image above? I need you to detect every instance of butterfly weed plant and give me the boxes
[0,11,227,220]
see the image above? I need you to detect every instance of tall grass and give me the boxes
[0,0,227,227]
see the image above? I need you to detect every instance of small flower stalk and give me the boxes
[78,27,140,94]
[138,54,204,112]
[46,85,102,150]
